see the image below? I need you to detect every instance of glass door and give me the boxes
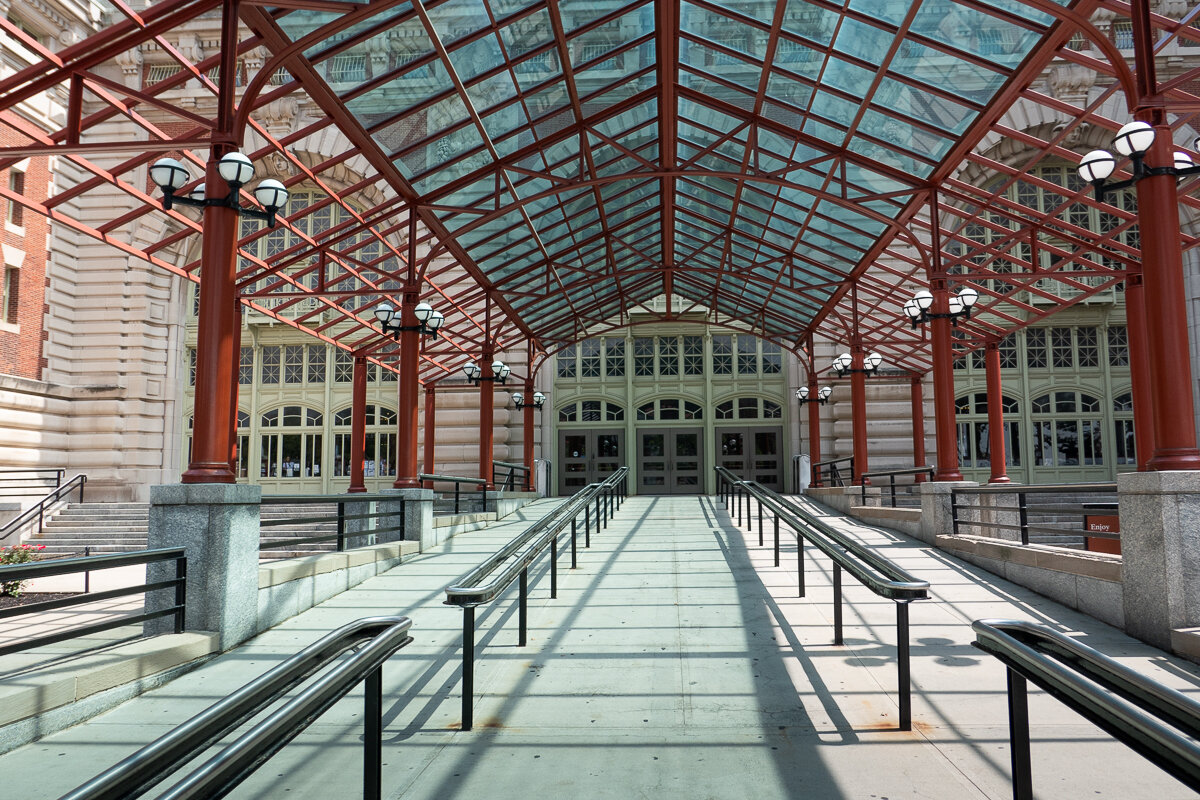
[558,430,624,495]
[638,430,668,494]
[638,428,703,495]
[716,426,783,491]
[672,429,703,494]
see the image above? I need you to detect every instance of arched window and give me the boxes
[331,405,398,478]
[260,405,323,478]
[1031,390,1103,467]
[955,393,1021,469]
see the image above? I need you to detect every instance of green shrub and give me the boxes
[1,544,45,597]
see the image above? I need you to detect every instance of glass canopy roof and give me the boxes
[7,0,1200,380]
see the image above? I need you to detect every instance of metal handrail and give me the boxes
[0,547,185,658]
[259,494,404,553]
[973,618,1200,799]
[811,456,853,487]
[951,482,1119,546]
[715,465,929,730]
[60,615,413,800]
[0,468,65,482]
[419,472,487,514]
[492,460,530,491]
[859,466,933,507]
[445,466,629,731]
[1,473,86,541]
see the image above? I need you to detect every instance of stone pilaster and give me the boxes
[918,481,979,544]
[1118,471,1200,650]
[382,488,435,549]
[145,483,261,650]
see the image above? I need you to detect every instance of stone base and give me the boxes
[1118,470,1200,650]
[383,488,435,549]
[918,481,979,544]
[145,483,261,650]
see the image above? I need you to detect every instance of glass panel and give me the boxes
[558,344,577,377]
[284,346,304,383]
[660,399,679,420]
[261,435,278,477]
[683,335,704,375]
[379,433,397,476]
[721,432,744,456]
[560,404,578,422]
[957,422,972,467]
[305,434,322,477]
[738,397,758,418]
[280,434,302,477]
[637,402,655,420]
[598,434,620,458]
[642,434,665,458]
[334,433,350,477]
[565,435,587,458]
[1033,420,1052,466]
[675,433,699,458]
[605,338,625,377]
[581,339,601,377]
[754,432,777,456]
[974,422,991,467]
[634,337,654,375]
[643,476,666,486]
[737,336,756,374]
[239,347,254,385]
[1055,391,1075,413]
[1056,421,1079,465]
[1082,420,1103,466]
[1115,419,1136,465]
[1006,422,1021,467]
[261,346,281,384]
[676,476,699,486]
[712,335,732,374]
[582,400,602,422]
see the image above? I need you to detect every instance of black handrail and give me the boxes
[973,618,1200,799]
[1,472,86,541]
[419,472,487,513]
[860,466,933,507]
[259,493,405,553]
[60,615,413,800]
[951,482,1119,546]
[0,547,185,658]
[811,456,853,488]
[715,465,929,730]
[492,459,530,492]
[445,466,629,731]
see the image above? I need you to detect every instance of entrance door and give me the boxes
[638,428,704,495]
[716,426,783,491]
[559,429,624,495]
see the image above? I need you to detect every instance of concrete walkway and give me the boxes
[2,495,1199,799]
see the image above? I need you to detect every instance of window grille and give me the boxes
[261,346,281,384]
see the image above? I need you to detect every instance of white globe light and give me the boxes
[866,352,882,369]
[1175,151,1196,171]
[498,364,512,380]
[958,286,979,308]
[796,386,809,400]
[427,310,444,330]
[150,158,190,191]
[512,392,523,405]
[903,299,922,320]
[491,359,504,373]
[1113,120,1155,157]
[533,391,546,405]
[217,151,255,186]
[414,302,433,323]
[819,386,832,400]
[914,289,934,310]
[253,179,288,211]
[374,302,395,326]
[1078,149,1116,183]
[948,295,964,315]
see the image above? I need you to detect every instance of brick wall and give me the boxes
[0,128,49,380]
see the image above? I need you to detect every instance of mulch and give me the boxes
[0,592,79,610]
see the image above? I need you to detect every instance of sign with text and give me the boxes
[1085,514,1120,555]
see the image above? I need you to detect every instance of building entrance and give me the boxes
[559,429,624,495]
[716,426,784,491]
[637,428,703,495]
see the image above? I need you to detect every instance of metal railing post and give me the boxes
[174,555,188,634]
[757,498,763,546]
[84,546,91,594]
[585,505,591,548]
[798,535,805,597]
[773,515,780,567]
[897,602,911,731]
[833,563,843,646]
[480,483,487,513]
[890,476,898,508]
[336,501,346,551]
[596,493,603,531]
[1007,670,1033,800]
[462,608,475,731]
[861,479,867,506]
[571,518,578,568]
[1018,492,1029,546]
[551,536,558,599]
[365,666,383,800]
[951,490,961,537]
[455,482,461,514]
[519,567,528,646]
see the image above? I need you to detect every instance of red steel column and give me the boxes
[394,290,421,488]
[930,283,963,482]
[522,379,535,491]
[423,384,436,488]
[910,376,927,479]
[348,355,367,493]
[1133,127,1200,470]
[851,347,868,483]
[183,157,240,484]
[985,341,1010,484]
[479,349,495,490]
[807,373,822,487]
[1125,271,1155,470]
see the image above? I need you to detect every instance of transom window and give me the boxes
[333,405,398,426]
[558,399,624,422]
[636,399,703,421]
[715,397,782,420]
[261,406,323,427]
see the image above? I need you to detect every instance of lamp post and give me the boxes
[832,349,882,482]
[466,357,510,489]
[1078,119,1200,470]
[164,150,289,483]
[903,286,977,328]
[514,390,545,491]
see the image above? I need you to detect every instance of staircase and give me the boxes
[258,503,342,559]
[27,502,149,556]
